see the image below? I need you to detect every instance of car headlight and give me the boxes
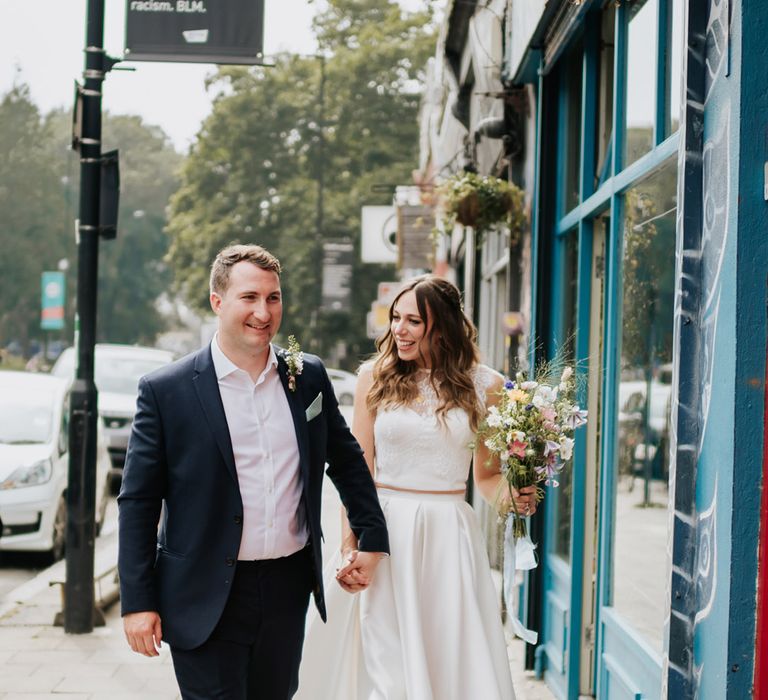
[0,459,53,490]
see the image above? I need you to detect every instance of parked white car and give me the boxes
[52,344,174,485]
[327,368,357,407]
[0,371,110,561]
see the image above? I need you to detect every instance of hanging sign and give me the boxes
[125,0,265,64]
[41,272,66,331]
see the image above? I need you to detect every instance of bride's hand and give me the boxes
[336,550,384,593]
[501,485,538,517]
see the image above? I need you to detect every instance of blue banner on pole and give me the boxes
[41,271,66,331]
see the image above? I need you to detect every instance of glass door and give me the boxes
[595,159,678,699]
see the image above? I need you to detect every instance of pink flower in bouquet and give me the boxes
[510,440,528,458]
[540,407,556,422]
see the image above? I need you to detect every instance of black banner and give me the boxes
[125,0,265,64]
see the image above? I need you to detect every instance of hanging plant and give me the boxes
[438,171,526,245]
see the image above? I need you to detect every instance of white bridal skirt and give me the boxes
[296,489,515,700]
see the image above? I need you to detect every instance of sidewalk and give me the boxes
[0,525,179,699]
[0,486,554,699]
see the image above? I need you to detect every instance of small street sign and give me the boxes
[41,271,66,331]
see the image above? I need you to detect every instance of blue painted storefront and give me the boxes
[506,1,768,697]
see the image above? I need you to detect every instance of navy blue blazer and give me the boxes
[117,344,389,650]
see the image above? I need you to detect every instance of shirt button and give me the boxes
[234,515,243,524]
[225,557,234,566]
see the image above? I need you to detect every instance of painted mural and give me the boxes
[665,0,735,697]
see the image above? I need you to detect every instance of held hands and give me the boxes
[500,484,538,517]
[335,549,385,593]
[123,611,163,657]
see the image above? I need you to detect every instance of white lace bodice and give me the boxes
[373,364,501,491]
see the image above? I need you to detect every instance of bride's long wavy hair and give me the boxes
[366,275,483,430]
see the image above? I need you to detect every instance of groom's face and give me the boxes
[210,261,283,360]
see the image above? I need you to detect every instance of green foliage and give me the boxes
[96,115,182,344]
[0,87,181,355]
[0,86,73,355]
[166,0,436,365]
[438,172,526,245]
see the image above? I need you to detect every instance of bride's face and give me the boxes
[391,290,433,367]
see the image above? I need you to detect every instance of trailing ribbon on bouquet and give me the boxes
[502,518,539,645]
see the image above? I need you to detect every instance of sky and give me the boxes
[0,0,319,151]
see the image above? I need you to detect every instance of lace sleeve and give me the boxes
[472,364,504,410]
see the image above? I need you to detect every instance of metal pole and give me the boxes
[316,54,325,246]
[65,0,105,633]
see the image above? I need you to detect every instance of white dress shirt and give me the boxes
[210,335,308,560]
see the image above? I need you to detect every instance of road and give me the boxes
[0,496,119,607]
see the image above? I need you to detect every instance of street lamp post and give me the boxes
[65,0,106,634]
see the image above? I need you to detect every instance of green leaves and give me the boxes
[0,90,182,354]
[166,0,436,364]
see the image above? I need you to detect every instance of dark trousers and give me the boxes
[170,547,313,700]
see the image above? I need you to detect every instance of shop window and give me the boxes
[561,41,584,214]
[552,231,579,562]
[595,3,615,187]
[666,0,683,135]
[625,0,658,167]
[612,158,677,652]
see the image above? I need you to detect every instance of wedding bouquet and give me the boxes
[480,365,588,540]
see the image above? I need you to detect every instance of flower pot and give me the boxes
[455,192,480,226]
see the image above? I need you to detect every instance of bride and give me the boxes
[296,275,537,699]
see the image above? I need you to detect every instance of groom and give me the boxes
[117,243,389,699]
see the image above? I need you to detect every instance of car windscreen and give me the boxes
[94,358,169,395]
[0,396,53,444]
[53,352,168,395]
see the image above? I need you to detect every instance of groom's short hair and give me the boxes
[210,244,282,294]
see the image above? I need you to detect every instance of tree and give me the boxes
[0,87,182,357]
[44,109,183,346]
[166,0,437,365]
[0,85,72,356]
[96,115,182,344]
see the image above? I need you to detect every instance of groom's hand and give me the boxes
[123,611,163,657]
[336,550,385,593]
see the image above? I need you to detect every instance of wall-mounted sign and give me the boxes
[125,0,265,64]
[361,206,398,263]
[321,240,355,312]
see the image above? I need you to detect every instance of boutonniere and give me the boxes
[285,335,304,392]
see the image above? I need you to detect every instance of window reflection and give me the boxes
[612,158,677,652]
[594,4,615,187]
[553,233,578,562]
[561,42,583,213]
[625,0,658,167]
[667,0,683,135]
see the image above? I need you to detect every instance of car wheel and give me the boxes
[49,496,67,563]
[339,393,354,406]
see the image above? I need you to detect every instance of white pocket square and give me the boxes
[305,392,323,422]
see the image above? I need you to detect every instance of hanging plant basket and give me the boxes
[438,172,526,245]
[455,190,481,226]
